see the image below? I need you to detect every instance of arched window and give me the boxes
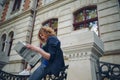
[12,0,22,13]
[7,31,14,56]
[42,18,58,34]
[73,5,99,35]
[40,18,58,47]
[1,34,6,52]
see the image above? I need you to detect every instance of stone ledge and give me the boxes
[61,31,104,58]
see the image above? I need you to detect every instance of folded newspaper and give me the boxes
[14,41,41,66]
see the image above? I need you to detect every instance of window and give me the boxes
[73,5,99,35]
[12,0,22,13]
[1,34,6,52]
[118,0,120,7]
[42,18,58,34]
[7,31,14,56]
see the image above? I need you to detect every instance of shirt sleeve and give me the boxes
[47,36,60,62]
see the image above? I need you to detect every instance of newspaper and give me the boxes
[14,41,41,66]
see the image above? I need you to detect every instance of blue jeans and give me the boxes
[29,64,47,80]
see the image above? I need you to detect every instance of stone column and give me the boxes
[60,31,104,80]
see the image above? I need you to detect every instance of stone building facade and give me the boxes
[0,0,120,79]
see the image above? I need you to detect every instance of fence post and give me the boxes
[61,31,104,80]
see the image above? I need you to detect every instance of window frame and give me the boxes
[11,0,22,13]
[7,31,14,56]
[42,18,58,34]
[1,34,6,52]
[73,5,98,30]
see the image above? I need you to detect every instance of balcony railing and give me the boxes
[0,70,29,80]
[97,61,120,80]
[0,65,69,80]
[1,61,120,80]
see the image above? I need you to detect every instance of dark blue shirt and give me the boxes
[41,58,48,66]
[42,36,65,75]
[41,43,48,66]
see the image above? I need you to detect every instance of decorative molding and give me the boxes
[37,0,75,16]
[0,26,15,37]
[23,0,30,11]
[63,43,103,55]
[1,1,10,22]
[61,31,104,61]
[104,49,120,55]
[0,9,31,28]
[64,51,99,61]
[0,29,7,37]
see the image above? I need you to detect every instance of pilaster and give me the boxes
[60,31,104,80]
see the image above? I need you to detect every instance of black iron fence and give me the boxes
[1,61,120,80]
[0,65,69,80]
[97,61,120,80]
[0,69,29,80]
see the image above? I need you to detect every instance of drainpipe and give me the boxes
[24,0,38,69]
[29,0,38,44]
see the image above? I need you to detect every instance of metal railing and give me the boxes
[1,61,120,80]
[0,70,29,80]
[0,65,69,80]
[43,65,69,80]
[97,61,120,80]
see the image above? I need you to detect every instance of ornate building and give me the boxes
[0,0,120,79]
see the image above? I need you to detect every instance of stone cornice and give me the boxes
[65,52,99,62]
[104,49,120,55]
[0,9,31,28]
[37,0,75,16]
[63,42,103,54]
[63,43,103,60]
[61,31,104,60]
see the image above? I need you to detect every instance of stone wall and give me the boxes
[98,0,120,64]
[0,0,120,77]
[0,10,32,73]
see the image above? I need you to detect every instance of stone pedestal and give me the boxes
[0,51,9,69]
[0,41,9,70]
[60,31,104,80]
